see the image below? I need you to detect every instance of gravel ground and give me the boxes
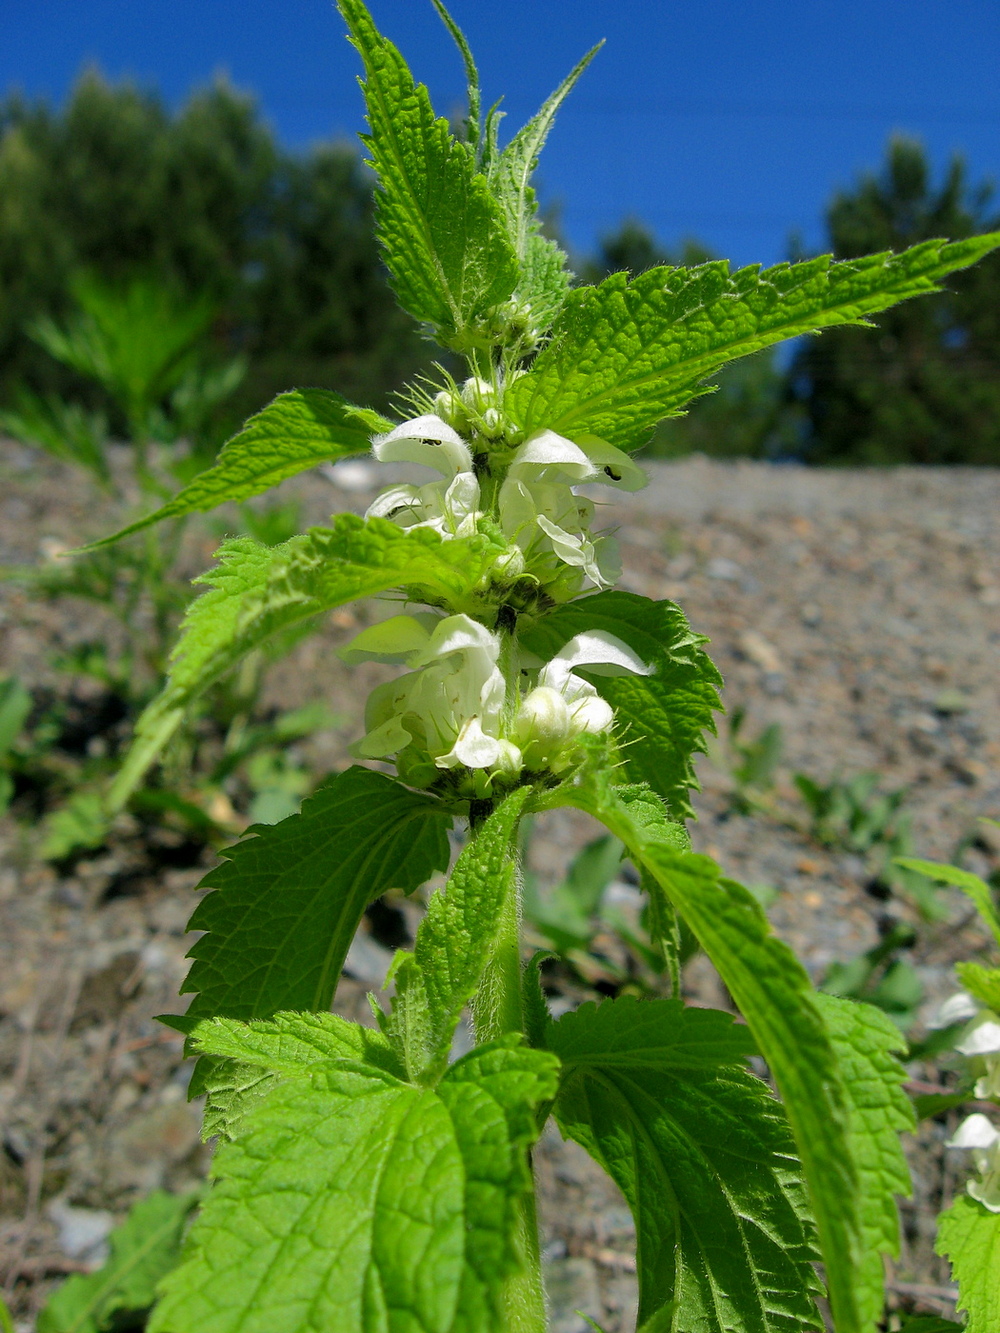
[1,443,998,1329]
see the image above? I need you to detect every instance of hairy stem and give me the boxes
[503,1186,548,1333]
[471,837,547,1331]
[471,848,524,1043]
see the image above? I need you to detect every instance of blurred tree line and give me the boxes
[1,70,997,465]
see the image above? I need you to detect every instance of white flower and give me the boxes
[515,630,652,771]
[947,1113,1000,1213]
[365,414,482,539]
[341,614,510,772]
[955,1014,1000,1058]
[931,990,981,1028]
[371,414,472,475]
[498,430,643,590]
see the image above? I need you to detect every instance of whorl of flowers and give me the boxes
[340,375,654,796]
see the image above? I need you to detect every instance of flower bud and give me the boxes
[514,686,572,770]
[492,546,526,579]
[460,376,495,412]
[433,389,467,430]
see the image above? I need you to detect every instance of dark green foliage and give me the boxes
[789,136,1000,465]
[0,71,426,422]
[549,997,822,1331]
[177,766,452,1024]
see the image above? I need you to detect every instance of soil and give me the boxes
[1,442,998,1330]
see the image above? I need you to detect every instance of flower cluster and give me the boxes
[339,380,655,794]
[935,990,1000,1211]
[340,613,651,795]
[365,379,647,599]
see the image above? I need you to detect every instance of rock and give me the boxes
[543,1257,603,1333]
[46,1197,114,1269]
[105,1101,202,1191]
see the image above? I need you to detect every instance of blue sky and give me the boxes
[3,0,999,269]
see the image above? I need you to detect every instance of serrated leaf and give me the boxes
[522,591,722,820]
[956,962,1000,1012]
[895,857,1000,949]
[150,1039,558,1333]
[83,390,384,550]
[175,766,451,1029]
[506,235,1000,449]
[564,772,865,1333]
[338,0,517,349]
[39,1190,199,1333]
[936,1195,1000,1333]
[549,997,822,1332]
[389,787,532,1080]
[548,993,757,1070]
[187,1010,406,1140]
[108,515,504,808]
[812,994,914,1331]
[488,45,600,335]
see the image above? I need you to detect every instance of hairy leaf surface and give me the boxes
[565,772,864,1333]
[39,1190,199,1333]
[522,591,722,819]
[338,0,517,347]
[188,1010,406,1140]
[936,1196,1000,1333]
[812,994,914,1331]
[151,1040,558,1333]
[108,516,503,807]
[177,767,451,1025]
[389,787,532,1080]
[549,997,822,1332]
[506,235,1000,449]
[85,390,385,549]
[488,46,599,334]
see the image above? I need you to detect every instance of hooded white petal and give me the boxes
[576,434,648,492]
[956,1016,1000,1057]
[932,991,980,1028]
[509,430,597,481]
[948,1113,1000,1150]
[372,414,473,476]
[538,630,653,691]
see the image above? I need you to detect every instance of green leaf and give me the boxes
[522,591,722,819]
[188,1010,406,1140]
[912,1091,972,1121]
[150,1039,558,1333]
[0,676,32,755]
[84,389,383,550]
[812,995,914,1331]
[957,963,1000,1012]
[38,1190,199,1333]
[506,235,1000,450]
[389,787,532,1081]
[488,45,601,336]
[548,997,822,1332]
[895,857,1000,949]
[936,1195,1000,1333]
[564,772,865,1333]
[175,767,450,1029]
[547,993,758,1070]
[107,515,504,809]
[338,0,517,350]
